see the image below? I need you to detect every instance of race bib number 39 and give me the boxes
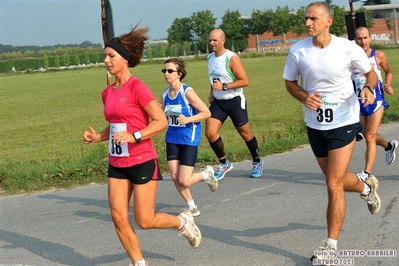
[314,93,341,126]
[109,123,129,157]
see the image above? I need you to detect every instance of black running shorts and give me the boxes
[209,96,249,127]
[307,122,363,157]
[108,159,163,184]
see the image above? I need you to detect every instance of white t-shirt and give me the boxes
[283,35,371,130]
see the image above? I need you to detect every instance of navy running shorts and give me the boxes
[166,142,198,167]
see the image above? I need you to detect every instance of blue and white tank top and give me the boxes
[352,49,385,102]
[162,84,201,146]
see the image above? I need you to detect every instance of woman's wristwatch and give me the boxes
[133,131,142,143]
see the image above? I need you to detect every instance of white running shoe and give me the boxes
[360,175,381,215]
[177,209,202,248]
[310,240,337,266]
[356,170,369,182]
[203,165,218,192]
[385,139,398,165]
[188,205,200,217]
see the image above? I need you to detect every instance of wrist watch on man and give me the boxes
[222,83,228,91]
[362,85,374,94]
[133,131,142,143]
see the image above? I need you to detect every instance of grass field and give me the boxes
[1,50,398,195]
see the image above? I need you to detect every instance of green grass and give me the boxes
[1,50,398,195]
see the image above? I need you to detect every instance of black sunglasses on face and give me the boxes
[161,68,178,74]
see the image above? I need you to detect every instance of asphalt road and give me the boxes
[1,122,398,266]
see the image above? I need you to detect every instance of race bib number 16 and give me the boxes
[109,123,129,157]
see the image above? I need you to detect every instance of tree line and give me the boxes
[0,0,391,72]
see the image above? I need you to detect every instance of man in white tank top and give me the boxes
[353,26,397,181]
[205,29,264,180]
[283,2,380,263]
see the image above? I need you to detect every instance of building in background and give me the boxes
[245,4,399,52]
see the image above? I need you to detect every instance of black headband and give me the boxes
[104,39,131,62]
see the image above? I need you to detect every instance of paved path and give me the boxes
[1,122,398,266]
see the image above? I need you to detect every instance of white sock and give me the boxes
[327,238,338,249]
[202,171,209,180]
[134,259,146,266]
[187,200,196,209]
[361,183,371,196]
[178,216,186,230]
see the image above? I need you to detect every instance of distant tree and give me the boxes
[191,10,216,54]
[54,56,60,68]
[43,54,49,69]
[385,17,393,32]
[11,51,23,59]
[291,6,307,37]
[247,9,273,51]
[36,49,47,57]
[79,40,97,48]
[55,47,66,56]
[325,0,333,5]
[84,51,90,64]
[357,7,374,28]
[167,17,192,44]
[73,53,80,65]
[269,6,295,49]
[24,50,35,58]
[192,42,199,56]
[167,17,193,56]
[363,0,391,5]
[219,9,248,52]
[330,6,347,36]
[90,50,99,63]
[155,44,166,58]
[63,53,70,66]
[166,44,178,57]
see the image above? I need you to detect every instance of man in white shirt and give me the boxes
[283,2,380,263]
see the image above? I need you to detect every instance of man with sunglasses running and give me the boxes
[206,28,263,180]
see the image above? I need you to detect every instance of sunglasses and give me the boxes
[161,68,178,74]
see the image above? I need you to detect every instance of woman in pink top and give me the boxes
[83,25,201,266]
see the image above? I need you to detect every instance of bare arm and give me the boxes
[376,50,393,95]
[83,125,110,144]
[284,79,322,111]
[178,88,211,125]
[212,55,249,91]
[208,84,214,104]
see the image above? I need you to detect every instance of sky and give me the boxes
[0,0,367,47]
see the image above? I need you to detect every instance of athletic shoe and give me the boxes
[356,170,369,182]
[360,175,381,215]
[129,261,149,266]
[385,139,398,165]
[188,205,200,217]
[203,165,218,192]
[177,209,202,248]
[250,159,264,178]
[356,132,364,142]
[310,240,337,266]
[214,160,233,180]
